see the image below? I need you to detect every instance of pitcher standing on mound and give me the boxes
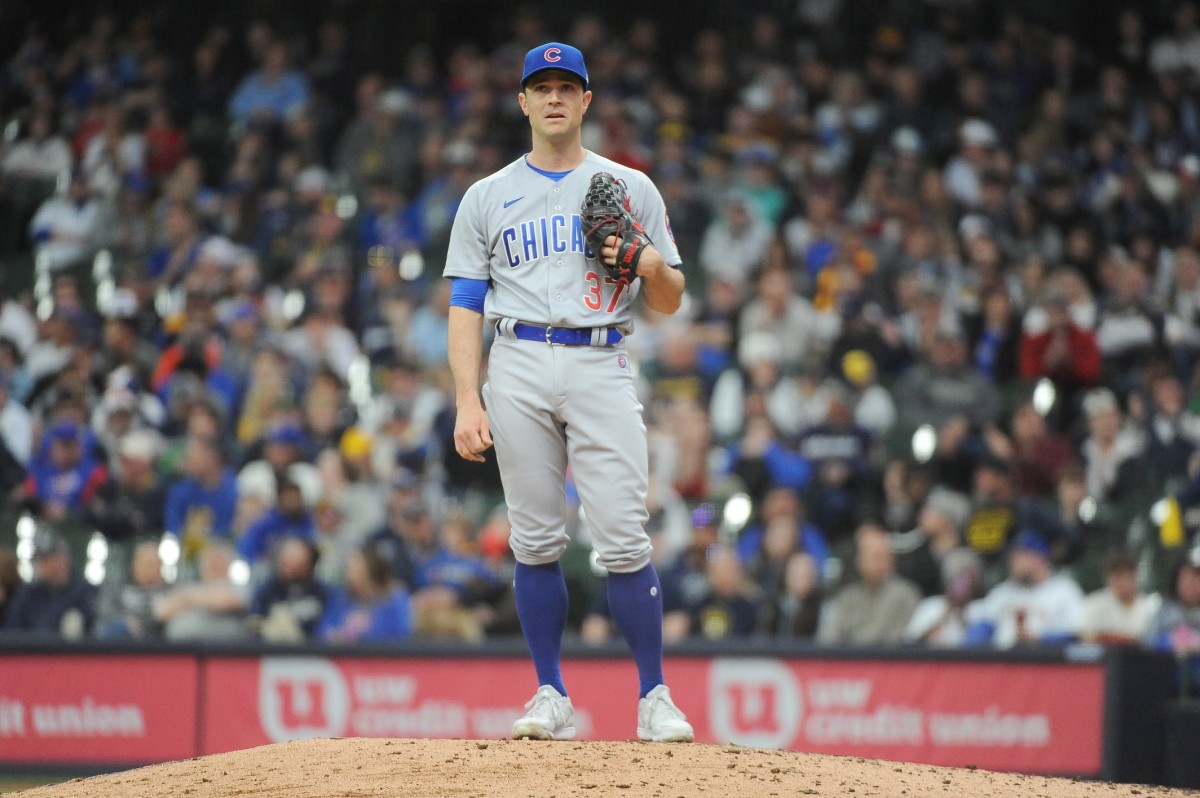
[444,41,694,742]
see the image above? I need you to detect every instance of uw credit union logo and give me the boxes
[259,658,350,742]
[709,659,802,749]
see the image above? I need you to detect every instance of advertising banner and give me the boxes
[201,655,1104,775]
[0,655,198,765]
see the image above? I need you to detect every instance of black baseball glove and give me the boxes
[581,171,652,285]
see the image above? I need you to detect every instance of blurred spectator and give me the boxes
[249,536,330,642]
[1079,549,1161,645]
[336,82,421,196]
[166,436,239,551]
[709,333,805,441]
[153,541,250,641]
[944,119,998,208]
[736,486,830,578]
[81,105,145,198]
[755,551,823,641]
[237,478,315,565]
[1018,287,1102,406]
[893,487,972,597]
[1008,399,1075,500]
[85,429,166,543]
[818,523,921,645]
[95,540,168,639]
[280,305,361,383]
[893,326,999,431]
[413,512,503,640]
[1094,260,1168,382]
[797,388,877,541]
[236,420,323,516]
[0,548,22,626]
[837,348,898,439]
[1079,387,1146,503]
[362,492,425,591]
[964,530,1084,648]
[147,201,204,286]
[0,369,32,473]
[228,40,310,125]
[1149,2,1200,82]
[1143,547,1200,656]
[20,420,105,524]
[657,503,720,632]
[962,454,1074,570]
[318,546,412,643]
[2,530,95,637]
[737,267,833,374]
[663,546,760,642]
[904,547,987,647]
[967,286,1023,384]
[2,111,73,180]
[1140,371,1200,488]
[699,193,773,284]
[28,170,103,271]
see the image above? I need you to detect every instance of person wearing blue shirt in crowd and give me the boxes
[164,436,239,543]
[21,420,105,523]
[318,546,412,643]
[1144,547,1200,656]
[237,479,315,564]
[227,41,310,125]
[3,530,95,637]
[735,487,830,575]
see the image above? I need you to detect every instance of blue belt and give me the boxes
[509,322,623,346]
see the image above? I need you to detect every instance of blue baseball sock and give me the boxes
[606,563,665,698]
[514,561,568,696]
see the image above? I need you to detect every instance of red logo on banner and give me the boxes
[710,660,802,748]
[259,659,349,741]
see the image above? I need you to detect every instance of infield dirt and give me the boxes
[13,737,1198,797]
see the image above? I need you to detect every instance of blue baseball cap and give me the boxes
[1011,529,1050,559]
[522,42,588,90]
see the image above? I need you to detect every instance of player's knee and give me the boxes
[508,531,570,565]
[592,540,653,574]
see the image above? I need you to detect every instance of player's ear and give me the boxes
[582,90,592,114]
[518,91,529,116]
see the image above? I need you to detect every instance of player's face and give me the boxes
[519,73,591,142]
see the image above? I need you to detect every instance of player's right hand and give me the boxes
[454,404,493,462]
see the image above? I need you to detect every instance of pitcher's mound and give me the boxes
[14,738,1191,797]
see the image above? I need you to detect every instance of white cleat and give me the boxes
[512,685,577,740]
[637,684,695,742]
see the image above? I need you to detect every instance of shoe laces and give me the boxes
[645,688,686,722]
[526,687,568,721]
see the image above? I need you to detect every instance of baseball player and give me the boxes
[445,42,694,742]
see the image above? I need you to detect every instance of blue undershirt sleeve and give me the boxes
[449,277,489,313]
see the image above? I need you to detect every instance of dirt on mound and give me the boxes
[14,738,1195,798]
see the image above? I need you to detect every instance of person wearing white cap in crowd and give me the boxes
[84,429,167,554]
[943,118,998,208]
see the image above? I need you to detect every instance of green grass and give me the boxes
[0,776,71,794]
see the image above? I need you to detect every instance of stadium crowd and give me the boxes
[1,1,1200,656]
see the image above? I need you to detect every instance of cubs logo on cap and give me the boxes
[522,42,588,89]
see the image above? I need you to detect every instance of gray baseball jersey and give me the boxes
[444,150,680,573]
[444,151,680,331]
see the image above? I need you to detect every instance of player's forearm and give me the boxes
[639,254,685,314]
[448,306,486,408]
